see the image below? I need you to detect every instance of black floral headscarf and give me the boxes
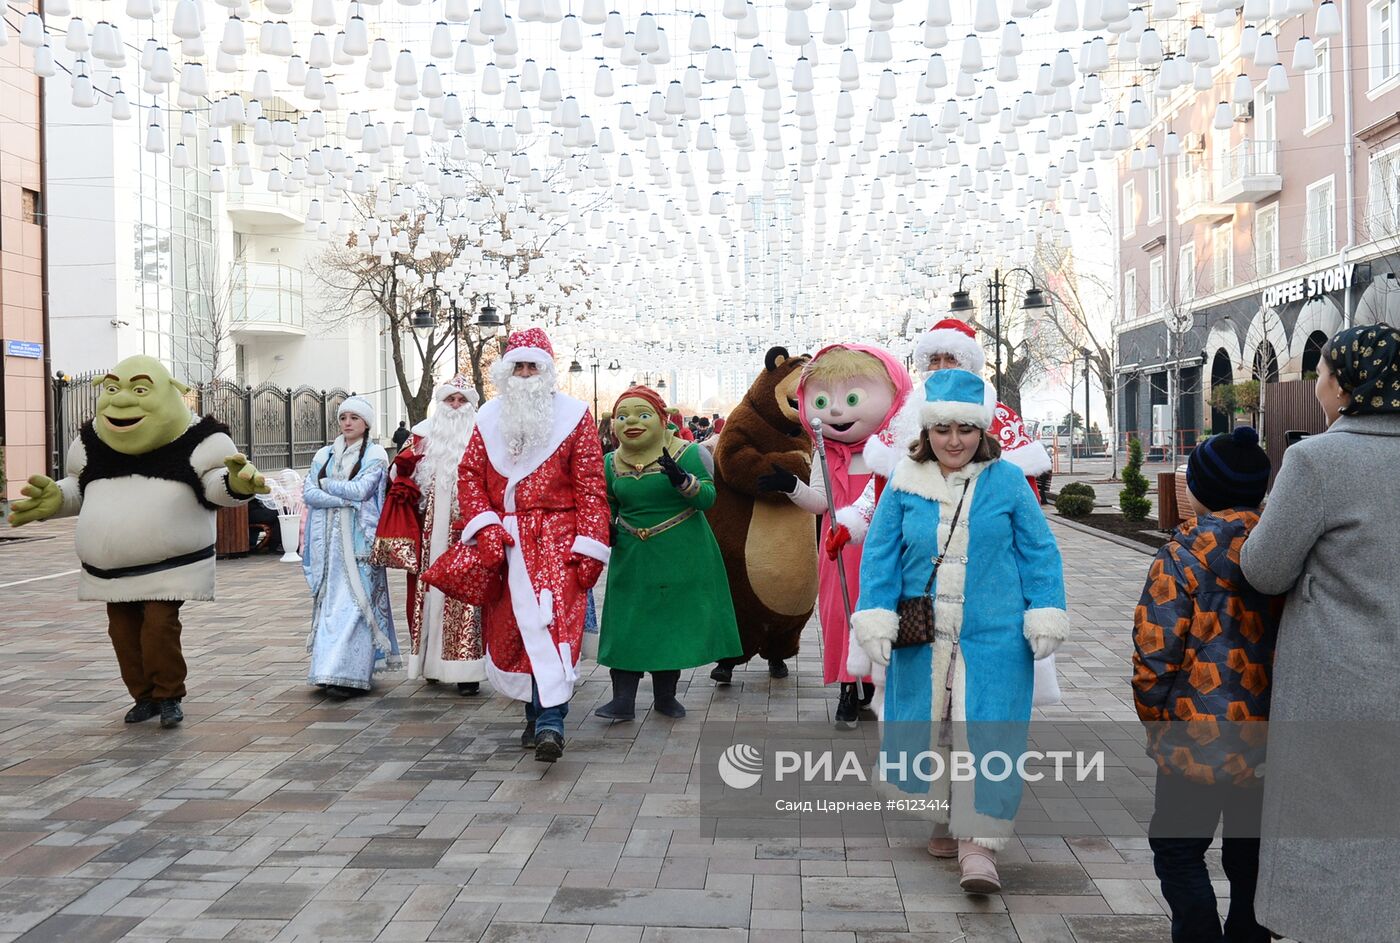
[1325,323,1400,416]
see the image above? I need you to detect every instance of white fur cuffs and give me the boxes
[834,505,870,543]
[853,608,898,646]
[1023,607,1070,643]
[461,510,502,543]
[571,534,611,563]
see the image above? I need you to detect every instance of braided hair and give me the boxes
[318,434,370,483]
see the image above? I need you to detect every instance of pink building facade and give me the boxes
[1111,2,1400,447]
[0,0,49,502]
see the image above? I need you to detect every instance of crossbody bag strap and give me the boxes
[919,480,971,598]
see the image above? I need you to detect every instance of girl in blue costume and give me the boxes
[851,369,1068,895]
[302,397,401,698]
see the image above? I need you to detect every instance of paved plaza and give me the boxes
[0,514,1240,943]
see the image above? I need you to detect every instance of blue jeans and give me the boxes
[525,680,569,736]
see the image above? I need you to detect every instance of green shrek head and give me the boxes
[94,355,194,455]
[611,385,674,470]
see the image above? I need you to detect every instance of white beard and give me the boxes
[491,359,558,459]
[414,402,476,500]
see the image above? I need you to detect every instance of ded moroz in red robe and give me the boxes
[456,394,610,707]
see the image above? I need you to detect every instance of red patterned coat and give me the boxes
[456,394,610,707]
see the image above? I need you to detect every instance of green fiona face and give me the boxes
[612,397,665,453]
[94,356,194,455]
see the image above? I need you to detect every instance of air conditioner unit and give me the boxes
[1186,132,1206,151]
[1233,100,1254,123]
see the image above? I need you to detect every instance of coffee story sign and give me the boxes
[1261,262,1359,309]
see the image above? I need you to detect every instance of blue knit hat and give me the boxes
[1186,426,1272,511]
[919,368,995,429]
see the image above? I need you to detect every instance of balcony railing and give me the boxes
[1176,169,1232,224]
[1216,139,1282,202]
[231,261,304,333]
[224,178,307,229]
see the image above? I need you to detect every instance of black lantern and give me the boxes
[410,307,434,333]
[477,296,501,338]
[1022,287,1050,310]
[949,289,975,313]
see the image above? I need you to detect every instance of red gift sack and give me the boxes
[419,540,504,606]
[371,478,423,572]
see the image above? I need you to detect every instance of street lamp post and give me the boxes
[1081,346,1092,459]
[569,352,621,417]
[949,268,1049,401]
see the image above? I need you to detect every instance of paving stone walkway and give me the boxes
[0,514,1244,942]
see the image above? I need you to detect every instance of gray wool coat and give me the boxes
[1240,413,1400,943]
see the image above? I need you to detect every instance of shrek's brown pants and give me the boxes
[106,601,187,702]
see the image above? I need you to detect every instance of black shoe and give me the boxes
[124,700,159,724]
[710,663,733,686]
[834,683,859,730]
[324,685,353,700]
[651,670,686,719]
[767,658,790,679]
[858,680,876,709]
[534,729,564,763]
[521,720,537,749]
[457,682,480,696]
[595,669,640,721]
[159,699,183,729]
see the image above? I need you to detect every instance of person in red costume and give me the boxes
[457,327,611,763]
[827,317,1052,561]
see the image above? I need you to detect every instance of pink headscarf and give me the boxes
[797,343,914,508]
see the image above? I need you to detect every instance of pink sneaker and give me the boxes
[957,841,1001,894]
[926,824,958,858]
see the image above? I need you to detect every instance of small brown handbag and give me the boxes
[892,481,970,649]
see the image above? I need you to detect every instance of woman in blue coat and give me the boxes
[851,369,1069,895]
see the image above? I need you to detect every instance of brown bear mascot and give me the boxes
[706,347,819,683]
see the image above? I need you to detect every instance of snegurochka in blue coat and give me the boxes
[850,369,1069,896]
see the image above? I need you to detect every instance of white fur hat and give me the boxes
[913,317,986,374]
[433,374,480,406]
[337,395,376,429]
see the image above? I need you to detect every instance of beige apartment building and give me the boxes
[0,0,48,501]
[1111,0,1400,451]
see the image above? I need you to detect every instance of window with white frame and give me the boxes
[1149,255,1165,312]
[1122,180,1136,238]
[1368,147,1400,236]
[1214,224,1234,291]
[1255,204,1280,276]
[1371,0,1400,89]
[1147,166,1162,223]
[1306,40,1332,127]
[1179,244,1196,301]
[1306,176,1337,260]
[1122,268,1138,321]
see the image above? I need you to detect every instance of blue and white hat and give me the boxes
[919,368,996,429]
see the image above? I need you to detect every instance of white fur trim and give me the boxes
[337,395,376,429]
[461,509,502,542]
[501,346,552,365]
[851,608,898,645]
[887,457,990,503]
[474,395,588,483]
[1023,607,1069,643]
[571,534,611,563]
[845,626,873,677]
[861,436,901,478]
[914,328,986,374]
[834,505,869,543]
[1003,439,1052,477]
[918,400,994,430]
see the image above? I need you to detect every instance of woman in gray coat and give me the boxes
[1240,323,1400,943]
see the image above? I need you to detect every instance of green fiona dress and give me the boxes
[599,442,743,671]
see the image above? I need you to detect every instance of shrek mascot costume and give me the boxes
[595,386,742,720]
[8,356,269,728]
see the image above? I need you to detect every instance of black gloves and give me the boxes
[757,463,799,494]
[657,448,690,489]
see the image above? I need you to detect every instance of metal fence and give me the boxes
[52,371,352,477]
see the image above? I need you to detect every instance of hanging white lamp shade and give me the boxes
[1266,62,1289,92]
[926,0,953,27]
[1315,0,1342,37]
[220,16,246,56]
[560,14,583,51]
[1151,0,1177,18]
[1212,100,1233,129]
[1138,28,1162,65]
[1000,21,1023,56]
[1254,31,1278,67]
[1052,48,1076,86]
[974,0,1000,32]
[480,0,507,36]
[823,10,846,44]
[1054,0,1079,32]
[1292,35,1317,70]
[1242,0,1269,22]
[582,0,608,24]
[602,11,625,47]
[960,33,982,73]
[786,9,811,46]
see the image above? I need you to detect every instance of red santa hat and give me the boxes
[500,327,555,366]
[433,373,480,406]
[914,318,986,374]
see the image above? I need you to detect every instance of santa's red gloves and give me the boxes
[824,525,852,561]
[476,524,515,567]
[572,554,604,589]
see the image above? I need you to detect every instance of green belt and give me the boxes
[617,507,696,542]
